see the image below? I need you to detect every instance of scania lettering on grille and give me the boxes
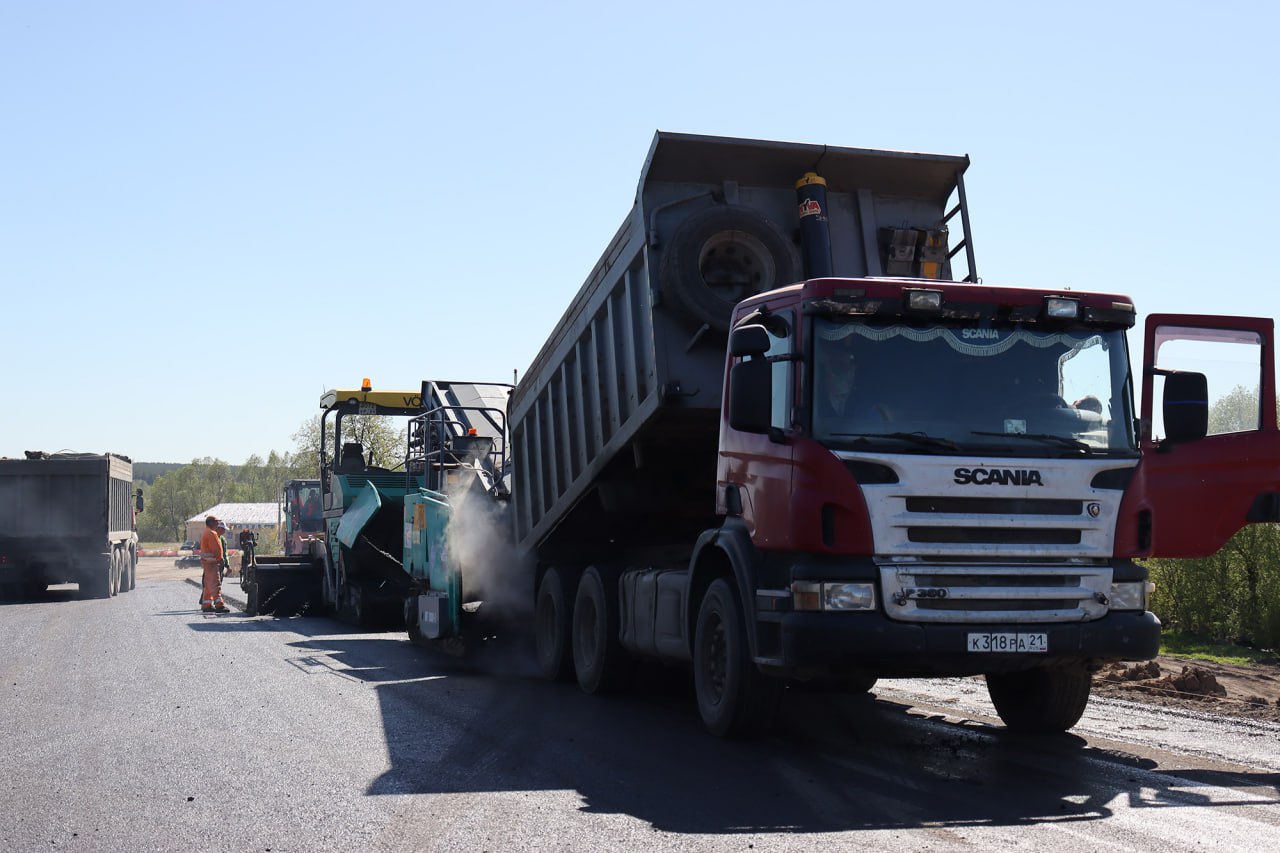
[953,467,1044,486]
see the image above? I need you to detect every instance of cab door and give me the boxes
[1126,314,1280,557]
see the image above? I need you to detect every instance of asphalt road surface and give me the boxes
[3,564,1280,852]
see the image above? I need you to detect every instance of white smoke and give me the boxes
[442,467,533,620]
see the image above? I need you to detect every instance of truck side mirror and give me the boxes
[729,324,770,358]
[1162,371,1209,444]
[135,488,145,513]
[728,357,772,433]
[728,324,776,434]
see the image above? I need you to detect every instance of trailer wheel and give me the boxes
[118,550,132,594]
[535,567,574,682]
[572,566,631,694]
[86,555,112,600]
[659,205,801,333]
[694,578,781,737]
[985,665,1092,733]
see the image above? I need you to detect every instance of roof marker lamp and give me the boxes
[905,289,943,313]
[1044,297,1080,319]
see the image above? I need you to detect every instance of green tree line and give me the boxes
[136,452,312,542]
[135,414,404,542]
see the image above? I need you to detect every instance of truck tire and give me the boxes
[86,556,112,600]
[109,550,121,597]
[693,577,782,738]
[572,566,631,694]
[985,665,1092,733]
[127,550,137,591]
[535,567,574,682]
[118,550,131,594]
[659,205,801,333]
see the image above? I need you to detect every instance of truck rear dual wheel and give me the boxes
[694,578,782,738]
[535,567,574,682]
[985,665,1092,733]
[572,566,632,694]
[87,557,112,600]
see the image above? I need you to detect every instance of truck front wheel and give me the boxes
[535,567,574,682]
[572,566,631,694]
[986,665,1092,733]
[693,578,781,738]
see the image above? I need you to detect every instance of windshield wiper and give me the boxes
[833,431,961,452]
[970,431,1092,453]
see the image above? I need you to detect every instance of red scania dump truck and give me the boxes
[500,132,1280,737]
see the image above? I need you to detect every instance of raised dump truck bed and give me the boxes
[509,131,972,562]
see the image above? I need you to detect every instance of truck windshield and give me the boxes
[810,318,1137,456]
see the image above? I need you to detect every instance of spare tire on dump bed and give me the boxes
[659,205,801,333]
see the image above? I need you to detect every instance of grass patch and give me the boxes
[1159,630,1275,665]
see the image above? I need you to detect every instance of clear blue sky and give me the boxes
[4,2,1276,464]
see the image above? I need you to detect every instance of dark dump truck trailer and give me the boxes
[0,451,142,599]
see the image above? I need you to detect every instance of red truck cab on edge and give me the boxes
[718,276,1280,734]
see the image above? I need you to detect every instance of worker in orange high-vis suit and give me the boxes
[199,515,230,613]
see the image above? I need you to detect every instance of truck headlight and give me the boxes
[1109,581,1152,611]
[825,582,877,611]
[791,581,877,611]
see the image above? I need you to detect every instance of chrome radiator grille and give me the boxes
[879,563,1112,623]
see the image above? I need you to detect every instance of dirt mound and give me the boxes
[1094,657,1280,721]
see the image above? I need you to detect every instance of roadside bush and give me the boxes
[1147,523,1280,650]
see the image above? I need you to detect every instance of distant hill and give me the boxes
[133,462,187,484]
